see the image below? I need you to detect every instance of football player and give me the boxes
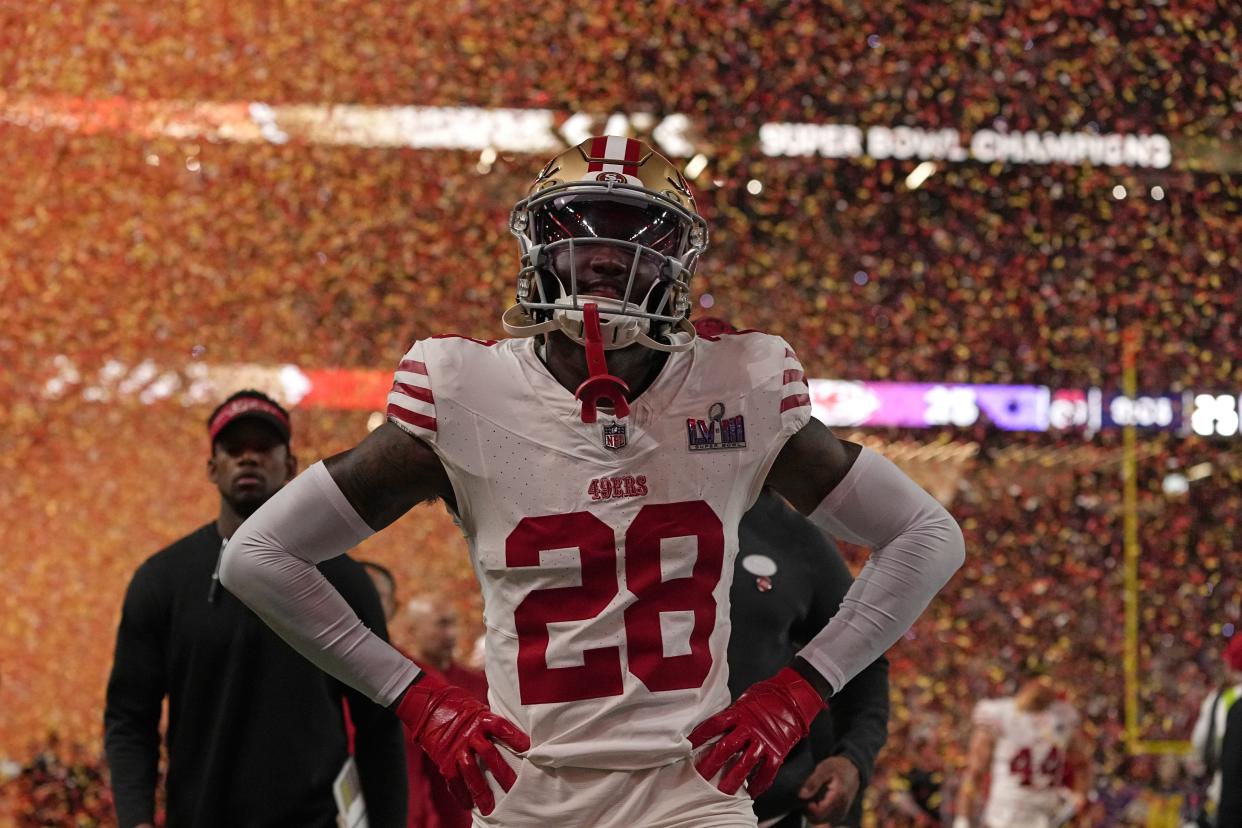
[220,136,965,827]
[953,670,1091,828]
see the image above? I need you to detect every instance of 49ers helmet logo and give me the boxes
[595,171,628,183]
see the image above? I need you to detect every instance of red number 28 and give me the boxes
[506,501,724,704]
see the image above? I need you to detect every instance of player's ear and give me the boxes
[206,452,219,484]
[285,451,298,482]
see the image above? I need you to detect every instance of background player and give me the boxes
[953,668,1091,828]
[219,136,965,827]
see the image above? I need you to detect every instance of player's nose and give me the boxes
[585,245,631,277]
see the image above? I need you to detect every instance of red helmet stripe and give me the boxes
[585,136,642,180]
[622,137,641,177]
[587,136,610,172]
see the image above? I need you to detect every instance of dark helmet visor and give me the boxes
[534,197,684,255]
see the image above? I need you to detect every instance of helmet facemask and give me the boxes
[504,138,709,353]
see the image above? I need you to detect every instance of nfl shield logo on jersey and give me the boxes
[602,422,627,450]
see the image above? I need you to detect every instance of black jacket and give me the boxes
[1219,701,1242,828]
[728,489,890,826]
[104,522,407,828]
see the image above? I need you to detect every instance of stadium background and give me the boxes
[0,1,1238,824]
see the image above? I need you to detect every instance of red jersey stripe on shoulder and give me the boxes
[387,403,437,433]
[429,334,499,346]
[392,382,433,405]
[398,359,429,375]
[780,394,811,413]
[783,368,805,385]
[784,348,797,359]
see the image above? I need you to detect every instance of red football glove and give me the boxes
[689,667,827,797]
[396,671,530,814]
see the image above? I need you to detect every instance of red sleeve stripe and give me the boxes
[387,403,438,433]
[391,381,433,405]
[783,368,805,385]
[398,359,428,375]
[780,394,811,413]
[784,348,796,359]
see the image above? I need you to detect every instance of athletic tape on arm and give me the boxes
[219,461,422,705]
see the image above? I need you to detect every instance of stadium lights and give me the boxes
[684,153,709,180]
[1112,184,1127,199]
[905,161,937,189]
[1166,461,1214,494]
[1185,462,1213,482]
[1161,473,1189,496]
[746,179,763,195]
[476,146,497,174]
[1151,185,1165,200]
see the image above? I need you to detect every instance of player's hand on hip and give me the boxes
[688,666,827,797]
[395,671,530,815]
[800,755,860,824]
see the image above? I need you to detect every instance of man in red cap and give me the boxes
[1188,633,1242,826]
[104,390,408,828]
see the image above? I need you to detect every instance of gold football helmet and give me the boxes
[504,136,709,351]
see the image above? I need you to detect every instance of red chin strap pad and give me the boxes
[574,303,630,423]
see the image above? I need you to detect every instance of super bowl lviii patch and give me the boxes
[687,402,746,451]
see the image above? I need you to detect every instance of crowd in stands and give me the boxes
[6,425,1236,825]
[1,0,1238,824]
[863,430,1240,825]
[1,734,114,827]
[1,0,1236,391]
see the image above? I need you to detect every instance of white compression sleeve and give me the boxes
[219,461,422,705]
[798,446,965,692]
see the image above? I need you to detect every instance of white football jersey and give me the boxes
[973,697,1079,821]
[386,332,811,769]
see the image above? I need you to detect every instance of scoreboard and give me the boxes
[808,380,1239,437]
[38,353,1242,439]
